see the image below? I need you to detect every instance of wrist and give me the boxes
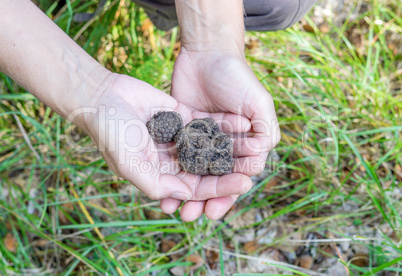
[175,0,245,55]
[66,64,115,133]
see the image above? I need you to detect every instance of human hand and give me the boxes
[78,73,253,207]
[160,50,281,221]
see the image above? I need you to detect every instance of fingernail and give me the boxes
[171,192,190,201]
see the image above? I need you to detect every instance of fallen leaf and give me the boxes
[263,176,281,192]
[298,255,313,269]
[295,209,307,217]
[4,233,17,252]
[205,249,219,269]
[350,253,369,267]
[187,254,204,271]
[388,43,398,56]
[169,254,204,275]
[169,267,185,276]
[141,18,153,32]
[173,41,181,58]
[245,37,259,51]
[144,208,169,220]
[266,248,287,262]
[319,22,330,33]
[5,221,12,231]
[395,164,402,182]
[59,202,74,225]
[34,239,49,247]
[243,240,259,253]
[302,23,315,33]
[161,239,176,253]
[355,157,366,172]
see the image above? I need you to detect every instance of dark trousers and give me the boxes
[133,0,316,31]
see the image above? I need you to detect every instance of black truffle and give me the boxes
[175,118,234,175]
[146,111,184,144]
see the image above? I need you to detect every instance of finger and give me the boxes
[136,173,192,201]
[233,134,278,156]
[242,92,281,152]
[115,123,192,201]
[191,111,251,133]
[160,198,182,214]
[174,104,251,133]
[233,154,267,176]
[180,200,206,222]
[176,173,252,201]
[205,195,239,220]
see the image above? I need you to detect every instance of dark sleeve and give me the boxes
[243,0,317,31]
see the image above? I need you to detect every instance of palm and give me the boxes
[172,52,250,113]
[84,74,252,209]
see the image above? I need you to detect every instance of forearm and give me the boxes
[175,0,244,54]
[0,0,111,128]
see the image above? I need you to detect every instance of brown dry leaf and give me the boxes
[243,240,260,253]
[245,37,259,51]
[173,41,181,58]
[321,244,336,257]
[388,43,398,56]
[34,239,49,247]
[263,176,281,192]
[141,18,153,32]
[355,157,366,172]
[302,23,315,33]
[295,209,307,217]
[170,254,204,275]
[205,249,219,269]
[169,267,186,276]
[298,255,313,269]
[187,254,204,271]
[5,221,12,231]
[161,239,176,253]
[351,253,369,267]
[266,248,287,262]
[319,22,330,33]
[289,170,306,180]
[39,102,46,119]
[346,28,362,49]
[144,208,169,220]
[4,233,17,253]
[395,164,402,182]
[59,202,74,225]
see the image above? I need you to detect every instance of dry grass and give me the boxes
[0,0,401,275]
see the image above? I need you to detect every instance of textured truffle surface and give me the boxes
[146,111,184,144]
[176,118,234,175]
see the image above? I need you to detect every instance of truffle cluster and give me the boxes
[146,111,234,175]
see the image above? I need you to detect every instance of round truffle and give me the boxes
[176,118,234,175]
[146,111,184,144]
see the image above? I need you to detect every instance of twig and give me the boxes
[287,237,378,243]
[73,0,120,41]
[13,114,40,161]
[201,243,327,276]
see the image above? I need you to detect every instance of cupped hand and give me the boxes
[79,73,253,211]
[161,50,281,221]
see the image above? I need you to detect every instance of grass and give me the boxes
[0,0,401,275]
